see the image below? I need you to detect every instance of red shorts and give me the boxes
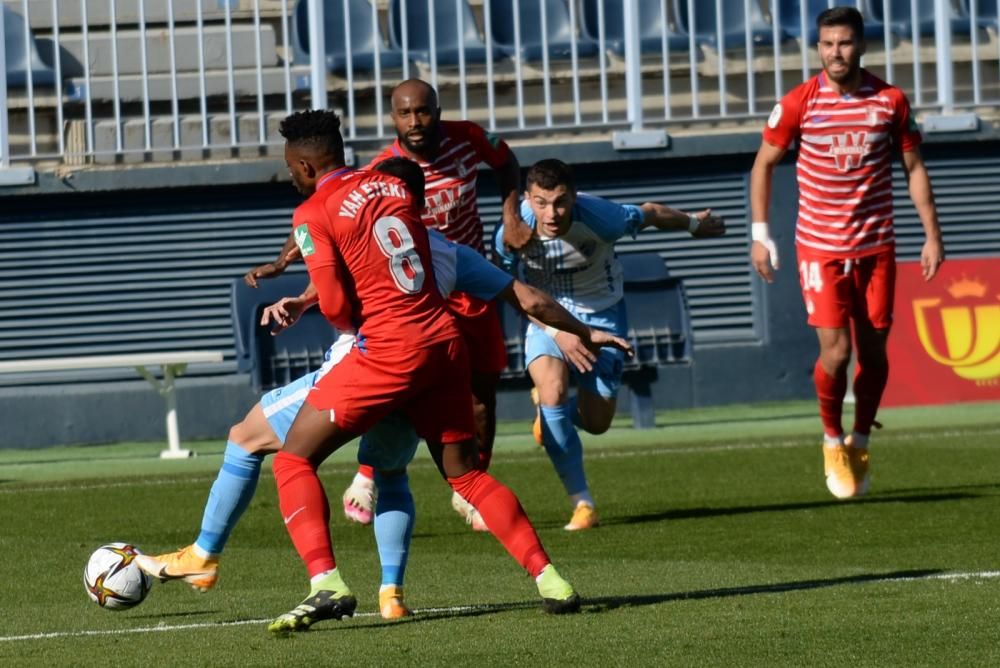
[305,336,475,444]
[796,246,896,329]
[455,301,507,376]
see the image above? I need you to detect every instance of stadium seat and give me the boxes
[291,0,406,73]
[387,0,504,66]
[230,274,337,391]
[777,0,886,44]
[957,0,999,30]
[620,252,692,429]
[863,0,970,38]
[489,0,598,61]
[579,0,688,55]
[3,5,56,87]
[672,0,781,49]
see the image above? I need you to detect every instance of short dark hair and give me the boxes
[816,6,865,40]
[373,157,426,209]
[279,109,345,162]
[526,159,575,193]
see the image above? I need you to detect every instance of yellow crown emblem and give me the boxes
[946,277,988,299]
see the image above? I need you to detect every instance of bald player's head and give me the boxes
[390,79,442,157]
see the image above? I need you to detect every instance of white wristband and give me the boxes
[751,222,781,270]
[751,222,771,242]
[687,214,700,234]
[543,325,559,338]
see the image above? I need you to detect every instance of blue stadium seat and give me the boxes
[489,0,598,61]
[3,5,55,87]
[778,0,886,44]
[864,0,970,37]
[291,0,405,73]
[672,0,781,49]
[620,252,691,368]
[388,0,504,65]
[580,0,688,55]
[231,274,338,391]
[958,0,999,29]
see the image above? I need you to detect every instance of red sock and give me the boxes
[273,451,335,578]
[356,464,375,480]
[447,469,549,577]
[814,359,847,438]
[852,358,888,436]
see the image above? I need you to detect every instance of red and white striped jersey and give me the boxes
[762,70,921,258]
[369,120,513,255]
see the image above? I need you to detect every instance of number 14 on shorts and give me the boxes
[799,260,824,293]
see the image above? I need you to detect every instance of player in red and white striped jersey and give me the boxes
[749,6,944,499]
[339,80,532,528]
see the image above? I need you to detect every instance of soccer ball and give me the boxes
[83,543,153,610]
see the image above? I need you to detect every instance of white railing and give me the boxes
[0,0,996,170]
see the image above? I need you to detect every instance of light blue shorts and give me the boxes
[524,300,628,399]
[261,370,419,472]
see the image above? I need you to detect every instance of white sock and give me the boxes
[823,434,845,448]
[570,492,594,509]
[310,568,336,586]
[191,544,214,560]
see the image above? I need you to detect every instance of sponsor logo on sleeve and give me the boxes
[767,103,783,129]
[294,223,316,257]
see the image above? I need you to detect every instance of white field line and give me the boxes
[2,570,998,643]
[3,425,999,495]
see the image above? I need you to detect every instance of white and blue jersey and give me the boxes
[494,193,644,314]
[494,193,645,398]
[260,232,513,469]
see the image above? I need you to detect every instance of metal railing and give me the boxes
[0,0,997,169]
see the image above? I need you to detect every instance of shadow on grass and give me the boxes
[296,568,943,633]
[128,609,223,621]
[651,412,817,429]
[603,491,980,526]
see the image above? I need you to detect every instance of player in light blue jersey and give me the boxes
[494,159,725,531]
[137,157,632,623]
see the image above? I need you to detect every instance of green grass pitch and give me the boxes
[0,400,998,666]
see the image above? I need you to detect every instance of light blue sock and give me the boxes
[373,470,415,587]
[194,441,263,556]
[539,403,589,497]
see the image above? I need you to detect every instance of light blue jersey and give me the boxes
[494,193,644,314]
[261,231,513,468]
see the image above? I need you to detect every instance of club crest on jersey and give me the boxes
[294,223,316,256]
[829,131,870,172]
[456,161,469,179]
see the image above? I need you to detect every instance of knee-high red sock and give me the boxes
[852,358,889,436]
[273,451,335,578]
[356,464,375,480]
[814,359,847,438]
[447,469,549,577]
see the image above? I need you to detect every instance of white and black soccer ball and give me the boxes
[83,542,153,610]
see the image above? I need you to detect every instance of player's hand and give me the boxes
[587,329,634,359]
[921,237,945,281]
[691,209,726,238]
[751,240,778,283]
[243,260,287,288]
[502,215,535,251]
[553,331,598,374]
[260,296,309,335]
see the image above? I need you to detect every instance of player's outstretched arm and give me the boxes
[260,282,319,335]
[504,281,633,369]
[749,140,787,283]
[901,148,945,281]
[638,203,726,238]
[244,230,298,287]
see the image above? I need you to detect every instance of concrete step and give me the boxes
[35,23,278,77]
[66,64,310,102]
[4,0,288,29]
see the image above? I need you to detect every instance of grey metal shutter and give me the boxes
[893,155,1000,260]
[0,194,297,384]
